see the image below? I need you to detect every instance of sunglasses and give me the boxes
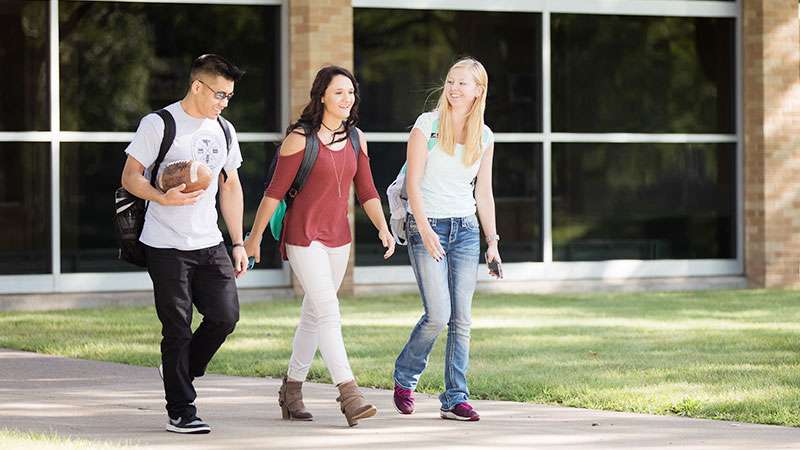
[196,79,234,101]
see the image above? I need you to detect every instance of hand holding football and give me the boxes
[157,160,212,193]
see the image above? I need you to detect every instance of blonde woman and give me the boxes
[393,58,501,421]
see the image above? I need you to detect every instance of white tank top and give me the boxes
[409,111,493,219]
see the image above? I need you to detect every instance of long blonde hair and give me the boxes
[434,58,488,166]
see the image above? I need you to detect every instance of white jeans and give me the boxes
[285,241,354,385]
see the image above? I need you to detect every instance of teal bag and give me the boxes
[268,199,287,241]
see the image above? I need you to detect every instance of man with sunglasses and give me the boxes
[121,54,247,434]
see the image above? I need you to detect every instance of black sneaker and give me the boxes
[165,416,211,434]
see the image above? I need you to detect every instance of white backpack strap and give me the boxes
[401,118,439,175]
[481,126,492,150]
[427,118,439,151]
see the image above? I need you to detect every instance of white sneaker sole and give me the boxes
[165,423,211,434]
[440,410,479,421]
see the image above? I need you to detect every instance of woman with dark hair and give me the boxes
[244,65,395,427]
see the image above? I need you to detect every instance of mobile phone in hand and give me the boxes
[486,253,503,279]
[245,232,256,270]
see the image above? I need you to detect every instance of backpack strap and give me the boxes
[287,125,319,201]
[348,126,361,159]
[400,118,438,177]
[151,109,175,188]
[138,109,175,212]
[481,126,491,148]
[427,118,439,151]
[217,115,232,182]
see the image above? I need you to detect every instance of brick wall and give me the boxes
[289,0,354,119]
[743,0,800,287]
[288,0,356,295]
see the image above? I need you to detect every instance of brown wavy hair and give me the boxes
[287,65,360,144]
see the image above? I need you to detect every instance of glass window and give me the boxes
[60,142,281,273]
[0,1,49,131]
[355,142,410,266]
[354,142,543,265]
[492,143,542,262]
[552,15,735,133]
[552,143,736,261]
[59,1,280,132]
[61,143,132,272]
[232,142,282,270]
[0,143,51,274]
[354,9,541,132]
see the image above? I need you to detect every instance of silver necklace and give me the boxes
[329,148,345,198]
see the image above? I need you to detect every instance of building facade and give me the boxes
[1,0,797,296]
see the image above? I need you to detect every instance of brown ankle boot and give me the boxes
[278,376,313,421]
[336,379,377,427]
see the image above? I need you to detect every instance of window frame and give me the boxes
[351,0,742,285]
[0,0,288,293]
[0,0,742,292]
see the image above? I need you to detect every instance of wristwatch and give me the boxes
[485,234,500,244]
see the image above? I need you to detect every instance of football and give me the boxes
[157,160,213,193]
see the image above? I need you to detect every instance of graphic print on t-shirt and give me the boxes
[192,131,225,171]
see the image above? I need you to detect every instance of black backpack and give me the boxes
[113,109,232,267]
[262,125,361,240]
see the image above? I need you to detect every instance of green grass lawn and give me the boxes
[2,289,800,426]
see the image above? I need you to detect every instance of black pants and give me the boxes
[146,242,239,420]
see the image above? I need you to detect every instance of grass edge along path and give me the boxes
[1,289,800,427]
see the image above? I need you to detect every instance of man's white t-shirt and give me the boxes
[125,101,243,251]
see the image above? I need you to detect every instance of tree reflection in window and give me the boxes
[355,9,541,133]
[59,1,280,132]
[552,143,736,260]
[0,0,49,131]
[552,15,735,133]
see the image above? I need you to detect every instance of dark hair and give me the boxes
[287,65,360,144]
[190,54,244,82]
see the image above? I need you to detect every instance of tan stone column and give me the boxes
[288,0,356,296]
[743,0,800,287]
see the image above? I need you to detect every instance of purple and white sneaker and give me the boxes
[440,402,480,421]
[393,384,415,414]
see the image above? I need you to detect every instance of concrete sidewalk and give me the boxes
[1,349,799,450]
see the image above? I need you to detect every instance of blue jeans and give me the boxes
[394,214,480,410]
